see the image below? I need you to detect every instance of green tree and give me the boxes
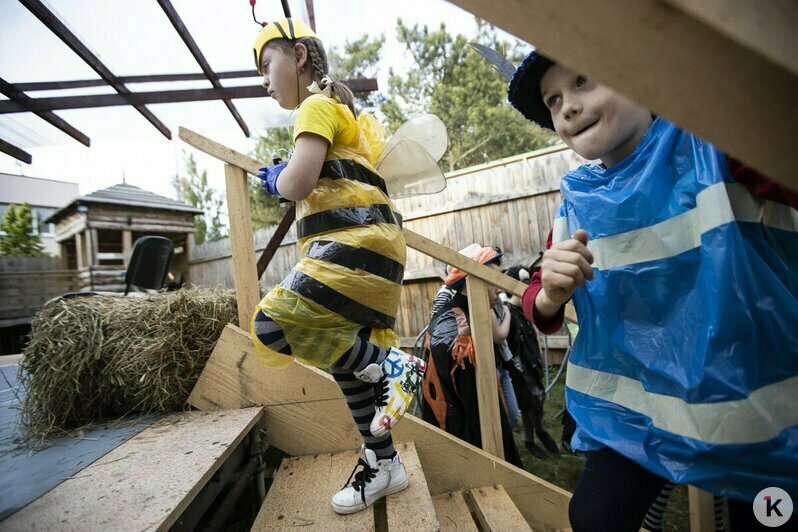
[382,19,558,171]
[328,34,386,114]
[0,203,45,256]
[176,153,226,245]
[249,126,293,230]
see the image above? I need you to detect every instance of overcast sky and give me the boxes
[0,0,526,201]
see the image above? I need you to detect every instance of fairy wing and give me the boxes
[376,114,448,198]
[377,138,447,199]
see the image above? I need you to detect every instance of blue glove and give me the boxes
[257,162,287,196]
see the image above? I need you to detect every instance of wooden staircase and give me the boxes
[252,441,536,531]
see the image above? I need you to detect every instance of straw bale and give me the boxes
[18,287,238,441]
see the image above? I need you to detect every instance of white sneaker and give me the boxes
[354,348,427,437]
[331,447,409,514]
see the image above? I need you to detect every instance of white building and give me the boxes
[0,173,79,256]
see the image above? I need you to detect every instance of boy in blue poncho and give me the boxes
[507,51,798,531]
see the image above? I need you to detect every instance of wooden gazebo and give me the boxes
[45,183,202,292]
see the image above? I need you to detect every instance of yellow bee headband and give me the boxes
[253,18,318,75]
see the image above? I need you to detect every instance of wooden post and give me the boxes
[688,485,715,532]
[466,275,504,460]
[122,230,132,268]
[224,164,260,330]
[75,232,84,270]
[88,228,98,266]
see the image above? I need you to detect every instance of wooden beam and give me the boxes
[187,324,572,530]
[20,0,172,139]
[0,79,378,115]
[446,0,798,190]
[404,229,528,298]
[74,232,84,270]
[224,164,260,329]
[157,0,250,137]
[122,230,132,268]
[179,126,263,175]
[305,0,316,31]
[688,485,716,532]
[257,205,296,279]
[0,86,266,114]
[0,137,32,164]
[466,276,504,460]
[15,70,260,91]
[0,77,91,147]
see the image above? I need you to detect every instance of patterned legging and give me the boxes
[254,310,396,458]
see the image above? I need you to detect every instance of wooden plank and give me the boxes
[465,276,504,460]
[180,127,262,176]
[3,408,263,532]
[688,485,715,532]
[224,164,260,329]
[0,85,267,114]
[188,325,572,530]
[0,137,32,164]
[252,448,374,531]
[386,441,440,531]
[122,230,132,268]
[468,485,533,532]
[433,491,479,532]
[445,0,798,190]
[404,229,527,298]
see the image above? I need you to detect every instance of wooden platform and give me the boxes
[188,325,572,530]
[252,441,438,531]
[2,407,262,531]
[253,439,537,531]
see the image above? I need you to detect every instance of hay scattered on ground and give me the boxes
[19,286,238,442]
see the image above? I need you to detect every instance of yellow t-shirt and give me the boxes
[293,94,359,150]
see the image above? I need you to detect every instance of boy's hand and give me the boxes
[536,229,594,318]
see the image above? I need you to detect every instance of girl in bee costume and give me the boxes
[250,18,446,514]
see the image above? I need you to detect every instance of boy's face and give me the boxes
[540,64,652,166]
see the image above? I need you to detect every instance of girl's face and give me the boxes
[540,64,652,167]
[260,45,300,110]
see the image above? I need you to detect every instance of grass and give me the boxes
[512,365,691,532]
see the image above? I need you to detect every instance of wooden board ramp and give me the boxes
[432,491,479,532]
[188,324,571,530]
[252,441,439,531]
[385,441,439,531]
[468,484,534,532]
[252,448,374,531]
[2,407,262,531]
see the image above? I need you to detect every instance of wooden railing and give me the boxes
[179,126,535,460]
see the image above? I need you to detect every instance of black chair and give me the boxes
[124,236,174,295]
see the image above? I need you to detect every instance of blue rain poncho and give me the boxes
[556,118,798,502]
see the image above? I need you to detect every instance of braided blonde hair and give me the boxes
[265,37,356,117]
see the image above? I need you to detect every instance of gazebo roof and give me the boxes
[46,183,203,224]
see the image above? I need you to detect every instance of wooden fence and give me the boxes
[0,256,76,325]
[188,145,586,338]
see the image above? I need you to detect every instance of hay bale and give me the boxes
[19,286,238,441]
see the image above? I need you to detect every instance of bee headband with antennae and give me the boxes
[252,18,318,75]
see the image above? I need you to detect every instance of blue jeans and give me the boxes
[497,365,521,428]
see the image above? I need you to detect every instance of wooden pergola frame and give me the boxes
[0,0,376,164]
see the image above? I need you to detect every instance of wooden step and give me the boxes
[252,448,374,531]
[2,407,263,531]
[432,490,478,532]
[253,441,440,531]
[468,484,533,532]
[385,441,440,531]
[188,325,572,530]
